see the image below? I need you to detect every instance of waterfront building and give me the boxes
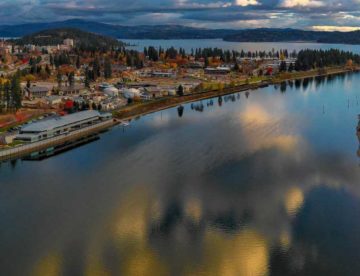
[15,110,112,143]
[121,88,142,99]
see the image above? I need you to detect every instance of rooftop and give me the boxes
[27,86,51,93]
[21,110,102,133]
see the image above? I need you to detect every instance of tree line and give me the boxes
[295,49,360,71]
[143,46,298,63]
[0,73,22,113]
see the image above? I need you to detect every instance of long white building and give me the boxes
[15,110,112,143]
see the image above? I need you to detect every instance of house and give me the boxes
[144,87,165,98]
[204,67,231,75]
[45,96,64,106]
[151,71,176,78]
[26,86,51,98]
[63,39,74,47]
[22,99,47,108]
[59,85,87,96]
[186,62,204,69]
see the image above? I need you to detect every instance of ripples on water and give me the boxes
[1,72,360,275]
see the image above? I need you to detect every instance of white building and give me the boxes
[103,87,119,97]
[121,88,142,99]
[15,110,112,143]
[63,39,74,47]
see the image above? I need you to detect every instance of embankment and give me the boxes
[0,119,117,162]
[115,67,357,120]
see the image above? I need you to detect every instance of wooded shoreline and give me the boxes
[115,66,359,121]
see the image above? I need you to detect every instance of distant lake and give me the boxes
[123,38,360,53]
[1,72,360,275]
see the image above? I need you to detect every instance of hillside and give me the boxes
[223,29,324,42]
[223,28,360,44]
[2,19,360,44]
[14,28,123,50]
[0,19,237,39]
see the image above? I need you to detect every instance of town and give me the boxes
[4,2,360,275]
[0,28,359,149]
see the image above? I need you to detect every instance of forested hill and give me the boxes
[3,20,360,44]
[14,28,124,50]
[223,29,324,42]
[0,19,237,39]
[223,28,360,44]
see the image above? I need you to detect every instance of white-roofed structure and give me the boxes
[122,88,142,99]
[103,87,119,97]
[15,110,112,143]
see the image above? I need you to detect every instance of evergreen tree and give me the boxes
[84,68,90,88]
[11,74,22,110]
[177,85,184,96]
[0,83,4,113]
[68,72,75,87]
[104,58,112,79]
[4,81,10,110]
[57,72,62,87]
[76,55,81,69]
[45,64,51,75]
[279,61,287,72]
[233,62,240,71]
[288,63,294,72]
[49,54,54,67]
[93,57,101,79]
[205,57,209,68]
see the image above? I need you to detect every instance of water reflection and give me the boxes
[177,106,184,118]
[1,72,360,275]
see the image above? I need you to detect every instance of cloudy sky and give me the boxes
[1,0,360,30]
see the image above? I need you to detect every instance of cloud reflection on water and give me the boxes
[1,73,360,275]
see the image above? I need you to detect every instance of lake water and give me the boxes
[123,38,360,54]
[1,72,360,275]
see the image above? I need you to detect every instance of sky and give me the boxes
[1,0,360,30]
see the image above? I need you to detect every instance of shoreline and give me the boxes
[0,119,117,162]
[0,66,357,160]
[115,66,358,121]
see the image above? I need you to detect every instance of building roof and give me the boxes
[59,85,86,92]
[205,67,231,71]
[21,110,102,133]
[27,86,51,93]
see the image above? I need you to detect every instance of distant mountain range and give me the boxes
[0,19,235,39]
[2,19,360,45]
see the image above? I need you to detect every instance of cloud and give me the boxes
[280,0,325,8]
[0,0,360,30]
[235,0,260,6]
[312,25,360,32]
